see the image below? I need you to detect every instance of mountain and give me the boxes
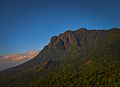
[0,51,38,71]
[0,28,120,87]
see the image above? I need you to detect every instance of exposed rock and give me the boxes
[48,36,58,47]
[76,28,87,33]
[47,29,83,50]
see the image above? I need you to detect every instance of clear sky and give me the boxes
[0,0,120,55]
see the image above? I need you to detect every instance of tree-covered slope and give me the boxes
[0,28,120,87]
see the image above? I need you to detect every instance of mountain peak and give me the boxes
[45,28,120,51]
[76,28,87,32]
[47,29,79,50]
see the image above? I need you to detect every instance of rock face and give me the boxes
[47,29,84,50]
[45,28,107,52]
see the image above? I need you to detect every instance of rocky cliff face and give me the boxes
[48,30,79,49]
[46,28,87,50]
[43,28,107,54]
[36,28,120,63]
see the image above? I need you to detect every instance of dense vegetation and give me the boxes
[0,28,120,87]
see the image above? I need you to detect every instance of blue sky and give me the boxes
[0,0,120,54]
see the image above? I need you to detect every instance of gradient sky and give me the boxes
[0,0,120,55]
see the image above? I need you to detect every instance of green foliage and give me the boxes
[27,66,120,87]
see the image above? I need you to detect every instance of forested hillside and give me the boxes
[0,28,120,87]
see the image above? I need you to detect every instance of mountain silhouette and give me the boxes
[0,28,120,87]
